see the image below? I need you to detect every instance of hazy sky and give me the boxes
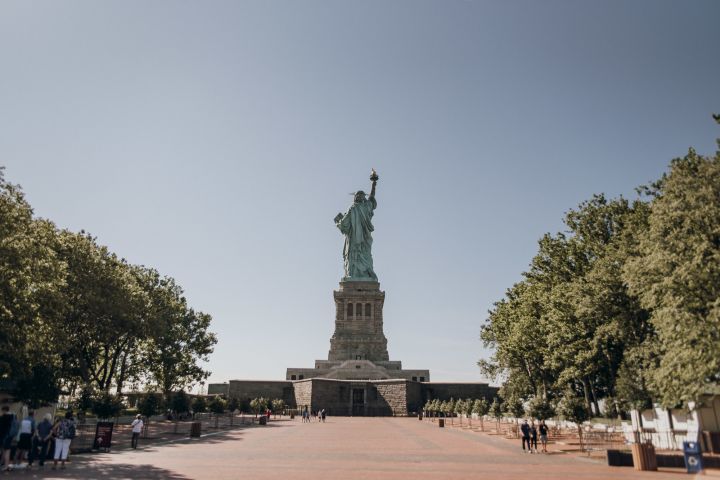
[1,1,719,388]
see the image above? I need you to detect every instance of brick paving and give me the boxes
[6,416,712,479]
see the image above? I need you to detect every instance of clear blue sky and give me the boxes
[1,1,719,388]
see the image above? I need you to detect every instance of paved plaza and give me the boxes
[11,417,712,480]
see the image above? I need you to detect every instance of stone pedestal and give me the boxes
[328,281,389,362]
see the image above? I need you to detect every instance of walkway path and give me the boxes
[12,417,710,479]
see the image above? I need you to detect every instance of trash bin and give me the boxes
[418,413,423,421]
[439,418,445,428]
[259,416,267,425]
[683,441,703,474]
[190,421,202,438]
[631,443,657,471]
[290,412,295,420]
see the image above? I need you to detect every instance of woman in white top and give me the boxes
[16,409,35,467]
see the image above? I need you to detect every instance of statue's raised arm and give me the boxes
[334,170,379,282]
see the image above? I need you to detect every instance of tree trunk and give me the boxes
[577,425,584,453]
[581,378,593,416]
[589,382,601,417]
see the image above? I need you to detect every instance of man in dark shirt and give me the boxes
[34,414,54,467]
[520,419,531,452]
[1,406,14,469]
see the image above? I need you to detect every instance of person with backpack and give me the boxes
[52,411,76,470]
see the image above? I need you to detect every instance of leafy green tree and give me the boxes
[55,231,147,393]
[505,396,525,437]
[481,193,652,418]
[137,393,164,436]
[505,396,524,419]
[0,168,217,408]
[271,399,286,417]
[454,399,465,425]
[171,390,191,414]
[250,397,268,417]
[209,396,226,414]
[228,397,240,413]
[431,399,441,416]
[192,396,207,414]
[557,393,590,451]
[624,138,720,408]
[0,171,65,395]
[526,396,555,420]
[74,386,96,414]
[438,400,448,417]
[138,393,164,419]
[446,398,455,418]
[137,269,217,400]
[91,392,125,420]
[472,398,489,431]
[14,365,62,409]
[489,398,503,431]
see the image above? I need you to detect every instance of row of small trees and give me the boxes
[0,168,217,409]
[205,397,287,417]
[480,121,720,415]
[424,396,588,429]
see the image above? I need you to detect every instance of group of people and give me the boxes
[301,407,326,423]
[0,406,77,472]
[520,419,549,454]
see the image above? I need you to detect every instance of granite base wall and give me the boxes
[209,379,497,415]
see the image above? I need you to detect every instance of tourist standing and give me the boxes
[539,420,549,453]
[52,411,76,470]
[130,414,144,449]
[530,421,538,453]
[520,420,531,453]
[16,409,35,467]
[0,406,15,471]
[34,414,53,468]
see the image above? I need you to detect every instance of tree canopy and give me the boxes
[0,168,217,406]
[481,119,720,412]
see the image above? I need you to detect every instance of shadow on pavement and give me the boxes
[14,462,190,479]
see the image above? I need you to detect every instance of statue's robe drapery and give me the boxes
[336,197,377,280]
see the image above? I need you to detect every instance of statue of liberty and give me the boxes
[334,169,379,281]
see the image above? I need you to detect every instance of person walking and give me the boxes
[539,420,549,453]
[130,415,144,449]
[530,421,538,453]
[15,409,35,468]
[34,414,53,468]
[52,411,76,470]
[520,419,531,453]
[321,409,326,423]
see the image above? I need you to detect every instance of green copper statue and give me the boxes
[334,169,380,282]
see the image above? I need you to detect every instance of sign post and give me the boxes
[93,422,114,452]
